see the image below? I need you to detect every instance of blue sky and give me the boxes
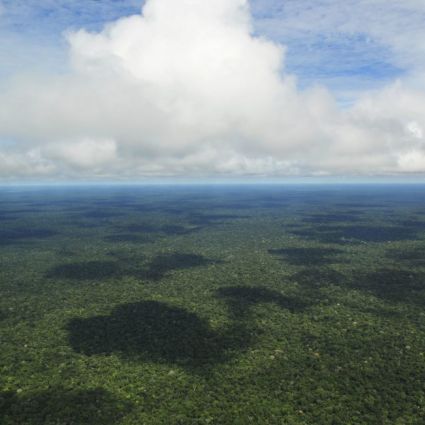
[0,0,424,181]
[0,0,142,76]
[0,0,407,96]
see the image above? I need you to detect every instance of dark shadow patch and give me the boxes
[54,246,76,257]
[117,223,199,236]
[47,261,122,281]
[81,210,123,219]
[92,199,136,207]
[0,228,57,246]
[395,219,425,230]
[217,286,308,317]
[269,247,344,266]
[47,253,219,282]
[56,205,93,212]
[127,204,156,212]
[121,223,159,233]
[187,213,246,226]
[4,208,44,214]
[0,388,131,425]
[284,223,305,229]
[293,266,425,307]
[0,212,18,221]
[337,209,365,215]
[161,207,187,215]
[349,269,425,305]
[161,225,200,235]
[66,301,244,369]
[386,247,425,265]
[141,253,219,281]
[104,234,156,244]
[216,202,256,209]
[336,203,389,208]
[59,218,105,229]
[259,201,287,208]
[291,224,417,244]
[302,213,362,224]
[291,268,344,287]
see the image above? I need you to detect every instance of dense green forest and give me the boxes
[1,185,424,424]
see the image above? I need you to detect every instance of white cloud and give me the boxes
[406,122,423,140]
[0,149,56,178]
[398,150,425,173]
[1,0,425,180]
[45,138,117,168]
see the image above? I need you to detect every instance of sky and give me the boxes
[0,0,425,182]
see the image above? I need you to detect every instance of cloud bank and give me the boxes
[1,0,425,180]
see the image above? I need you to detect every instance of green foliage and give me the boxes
[1,186,425,424]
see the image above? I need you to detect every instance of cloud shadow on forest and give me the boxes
[268,247,345,266]
[66,286,306,372]
[0,228,57,246]
[0,388,131,425]
[290,224,418,244]
[47,253,221,282]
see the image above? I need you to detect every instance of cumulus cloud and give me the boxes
[0,149,55,179]
[44,138,117,168]
[0,0,425,180]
